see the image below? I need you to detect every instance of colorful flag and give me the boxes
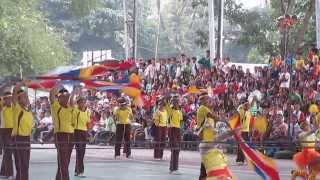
[234,133,280,180]
[229,113,241,129]
[38,61,135,80]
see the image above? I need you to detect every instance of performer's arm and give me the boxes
[12,81,25,105]
[49,84,59,103]
[69,86,78,107]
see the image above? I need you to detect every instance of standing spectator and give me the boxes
[144,59,156,81]
[191,57,198,77]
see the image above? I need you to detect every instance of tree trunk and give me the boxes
[293,0,315,52]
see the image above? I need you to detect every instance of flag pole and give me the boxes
[316,0,320,49]
[155,0,161,62]
[208,0,215,64]
[123,0,129,60]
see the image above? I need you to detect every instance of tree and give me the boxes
[189,0,317,62]
[0,0,72,77]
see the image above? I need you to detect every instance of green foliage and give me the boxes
[248,47,270,63]
[70,0,99,18]
[0,0,72,77]
[189,0,316,60]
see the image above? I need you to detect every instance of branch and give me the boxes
[293,0,315,52]
[280,0,286,14]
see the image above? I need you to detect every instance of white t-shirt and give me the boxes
[279,72,290,88]
[144,64,156,79]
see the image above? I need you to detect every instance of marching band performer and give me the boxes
[199,128,238,180]
[292,121,320,180]
[153,96,168,160]
[50,85,75,180]
[71,88,91,177]
[236,102,252,165]
[113,97,133,159]
[196,94,220,180]
[166,95,183,174]
[12,82,34,180]
[0,91,14,179]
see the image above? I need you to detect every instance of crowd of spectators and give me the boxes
[29,47,320,155]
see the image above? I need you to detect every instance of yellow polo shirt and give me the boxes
[73,107,91,131]
[166,105,183,128]
[113,107,132,125]
[1,105,14,129]
[51,100,74,133]
[12,103,34,136]
[153,109,168,127]
[197,105,215,142]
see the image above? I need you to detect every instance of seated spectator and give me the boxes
[33,111,53,142]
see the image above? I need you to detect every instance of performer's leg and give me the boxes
[236,132,248,163]
[172,128,181,171]
[154,127,160,159]
[0,129,3,156]
[199,163,207,180]
[20,136,30,180]
[170,128,180,171]
[115,124,124,157]
[124,124,131,157]
[79,131,86,174]
[75,130,81,175]
[159,127,166,159]
[55,133,70,180]
[0,129,13,177]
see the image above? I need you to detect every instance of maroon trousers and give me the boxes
[115,124,131,157]
[154,126,167,159]
[168,127,181,171]
[74,130,87,175]
[55,133,74,180]
[0,128,13,177]
[13,136,30,180]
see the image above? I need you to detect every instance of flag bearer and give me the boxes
[72,94,90,177]
[12,82,34,180]
[196,94,219,180]
[50,85,75,180]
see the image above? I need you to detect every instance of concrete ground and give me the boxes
[0,144,295,180]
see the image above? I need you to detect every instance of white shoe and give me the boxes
[77,173,85,177]
[7,176,15,180]
[236,162,244,166]
[170,170,181,175]
[115,156,121,160]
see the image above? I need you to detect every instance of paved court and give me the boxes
[0,145,294,180]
